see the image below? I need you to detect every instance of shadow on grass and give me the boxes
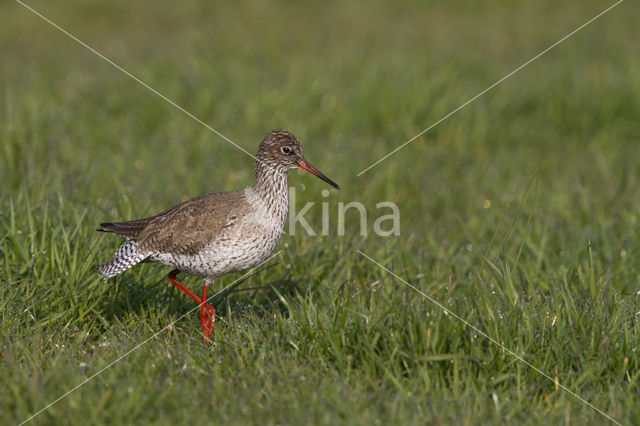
[215,276,302,320]
[96,265,301,330]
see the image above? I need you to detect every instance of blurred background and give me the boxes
[1,0,639,424]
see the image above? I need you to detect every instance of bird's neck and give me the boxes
[251,161,289,211]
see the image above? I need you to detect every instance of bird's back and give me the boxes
[99,190,248,255]
[97,188,288,278]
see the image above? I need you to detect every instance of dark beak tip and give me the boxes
[298,159,340,189]
[324,179,341,190]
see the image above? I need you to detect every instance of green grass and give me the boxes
[2,0,640,424]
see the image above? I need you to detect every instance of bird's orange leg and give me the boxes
[199,283,216,341]
[168,269,216,343]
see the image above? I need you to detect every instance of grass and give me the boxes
[1,0,639,424]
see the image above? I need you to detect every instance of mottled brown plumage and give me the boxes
[100,191,247,256]
[98,217,152,238]
[96,129,340,341]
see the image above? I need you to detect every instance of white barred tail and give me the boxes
[97,240,148,278]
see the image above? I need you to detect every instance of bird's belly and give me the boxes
[151,224,282,278]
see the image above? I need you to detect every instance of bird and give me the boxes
[96,129,339,341]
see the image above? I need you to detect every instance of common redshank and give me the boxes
[97,130,339,341]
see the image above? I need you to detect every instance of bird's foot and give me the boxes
[199,303,216,343]
[199,283,215,344]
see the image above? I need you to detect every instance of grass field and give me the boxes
[2,0,640,424]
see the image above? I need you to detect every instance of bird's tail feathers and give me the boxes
[97,240,148,279]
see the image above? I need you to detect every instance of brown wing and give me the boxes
[98,217,154,238]
[135,190,247,256]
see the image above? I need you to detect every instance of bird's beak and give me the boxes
[297,159,340,189]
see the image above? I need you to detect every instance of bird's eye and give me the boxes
[281,146,293,155]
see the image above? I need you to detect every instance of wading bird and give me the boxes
[97,130,339,341]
